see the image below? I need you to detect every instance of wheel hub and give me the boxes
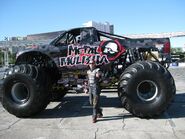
[11,83,30,104]
[136,80,158,102]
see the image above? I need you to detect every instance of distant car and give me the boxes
[0,27,175,118]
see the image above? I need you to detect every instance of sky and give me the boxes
[0,0,185,43]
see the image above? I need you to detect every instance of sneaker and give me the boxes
[97,109,103,118]
[97,113,103,118]
[92,116,97,123]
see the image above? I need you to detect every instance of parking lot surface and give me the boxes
[0,67,185,139]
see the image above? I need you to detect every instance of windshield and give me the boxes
[50,31,66,45]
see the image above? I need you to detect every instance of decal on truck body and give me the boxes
[98,40,126,61]
[59,44,109,67]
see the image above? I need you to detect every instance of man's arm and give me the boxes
[95,69,102,78]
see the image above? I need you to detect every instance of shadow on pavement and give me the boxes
[155,93,185,119]
[97,114,133,122]
[21,92,185,120]
[165,93,185,118]
[32,94,123,119]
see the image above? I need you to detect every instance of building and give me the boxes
[124,32,185,39]
[27,31,64,40]
[83,21,114,34]
[0,31,64,54]
[10,37,27,41]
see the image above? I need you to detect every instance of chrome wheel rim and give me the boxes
[136,80,158,102]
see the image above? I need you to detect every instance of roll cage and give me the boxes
[50,27,129,46]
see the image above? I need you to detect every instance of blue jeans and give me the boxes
[89,84,101,117]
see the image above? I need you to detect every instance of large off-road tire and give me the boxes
[2,64,50,117]
[118,61,176,118]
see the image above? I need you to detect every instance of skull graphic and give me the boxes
[103,42,118,54]
[97,40,126,61]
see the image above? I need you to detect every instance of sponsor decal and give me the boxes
[59,45,109,67]
[97,40,126,61]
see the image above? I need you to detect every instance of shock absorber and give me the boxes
[128,48,144,63]
[128,49,136,63]
[136,48,144,61]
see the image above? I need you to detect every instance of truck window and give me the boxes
[55,33,68,46]
[80,28,98,44]
[55,32,79,46]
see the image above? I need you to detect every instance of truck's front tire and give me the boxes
[118,61,176,118]
[2,64,50,117]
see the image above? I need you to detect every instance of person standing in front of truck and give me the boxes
[87,60,103,123]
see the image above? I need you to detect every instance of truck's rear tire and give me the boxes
[118,61,176,118]
[2,64,50,117]
[50,84,67,101]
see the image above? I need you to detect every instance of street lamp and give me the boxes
[4,37,9,67]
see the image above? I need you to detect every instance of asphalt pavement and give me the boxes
[0,67,184,139]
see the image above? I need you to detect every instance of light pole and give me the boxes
[4,37,9,67]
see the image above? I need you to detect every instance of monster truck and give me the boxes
[0,27,175,118]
